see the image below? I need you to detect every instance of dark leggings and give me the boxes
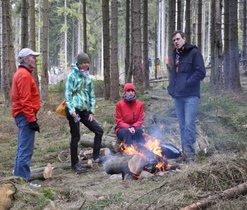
[66,108,103,166]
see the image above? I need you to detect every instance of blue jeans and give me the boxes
[174,96,199,160]
[14,113,35,181]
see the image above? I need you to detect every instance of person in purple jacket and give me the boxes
[168,30,206,164]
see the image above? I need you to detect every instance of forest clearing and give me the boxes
[0,70,247,210]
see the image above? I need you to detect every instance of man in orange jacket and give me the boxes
[11,48,41,187]
[114,83,145,146]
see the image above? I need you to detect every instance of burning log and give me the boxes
[104,154,146,176]
[80,134,120,152]
[180,182,247,210]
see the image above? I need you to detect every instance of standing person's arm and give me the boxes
[65,75,76,116]
[18,73,39,123]
[186,50,206,86]
[88,78,96,121]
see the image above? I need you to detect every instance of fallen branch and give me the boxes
[180,182,247,210]
[150,95,168,101]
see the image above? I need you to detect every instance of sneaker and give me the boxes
[30,182,41,188]
[72,162,87,173]
[93,158,102,163]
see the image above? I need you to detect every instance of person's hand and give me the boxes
[71,112,77,118]
[129,127,135,134]
[88,114,94,121]
[29,121,40,132]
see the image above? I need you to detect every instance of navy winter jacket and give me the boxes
[167,42,206,98]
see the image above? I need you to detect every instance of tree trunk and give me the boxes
[83,0,87,53]
[41,0,49,102]
[228,0,241,91]
[223,0,230,89]
[242,0,247,74]
[125,0,131,83]
[143,0,150,90]
[2,0,16,107]
[197,0,202,51]
[102,0,111,99]
[177,0,182,30]
[132,0,143,94]
[29,0,39,89]
[185,0,191,43]
[210,0,223,88]
[21,0,28,48]
[110,0,120,100]
[168,0,176,75]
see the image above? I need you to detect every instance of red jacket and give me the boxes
[11,66,40,123]
[115,98,144,134]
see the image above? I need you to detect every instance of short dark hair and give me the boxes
[172,30,186,39]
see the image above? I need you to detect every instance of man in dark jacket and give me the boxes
[167,30,206,164]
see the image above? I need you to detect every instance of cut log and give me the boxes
[30,161,93,181]
[180,182,247,210]
[104,154,146,175]
[43,163,54,179]
[80,134,120,152]
[0,182,17,210]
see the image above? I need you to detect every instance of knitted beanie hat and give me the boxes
[77,52,90,64]
[124,83,136,93]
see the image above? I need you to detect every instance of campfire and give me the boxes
[104,134,175,179]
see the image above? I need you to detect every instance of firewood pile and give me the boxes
[79,133,179,180]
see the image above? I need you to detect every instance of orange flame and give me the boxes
[143,138,162,157]
[121,136,167,174]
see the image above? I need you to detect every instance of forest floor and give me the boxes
[0,70,247,210]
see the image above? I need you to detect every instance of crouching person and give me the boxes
[114,83,145,146]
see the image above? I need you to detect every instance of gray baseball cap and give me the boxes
[18,48,40,59]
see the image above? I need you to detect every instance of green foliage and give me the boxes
[49,80,65,97]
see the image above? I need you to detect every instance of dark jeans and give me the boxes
[117,127,145,146]
[66,108,103,166]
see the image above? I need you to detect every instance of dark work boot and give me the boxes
[72,162,87,173]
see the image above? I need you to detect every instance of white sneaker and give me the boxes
[30,182,41,188]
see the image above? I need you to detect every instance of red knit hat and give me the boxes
[124,83,136,93]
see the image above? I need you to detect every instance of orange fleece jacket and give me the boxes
[11,66,40,123]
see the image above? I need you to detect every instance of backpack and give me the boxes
[161,143,181,159]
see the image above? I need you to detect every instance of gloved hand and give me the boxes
[29,121,40,132]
